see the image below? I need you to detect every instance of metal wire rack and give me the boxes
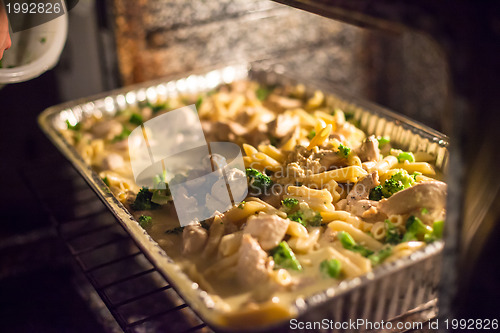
[26,156,212,333]
[26,152,439,333]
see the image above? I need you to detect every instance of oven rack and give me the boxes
[27,152,438,333]
[26,156,212,333]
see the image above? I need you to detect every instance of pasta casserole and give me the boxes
[60,79,447,328]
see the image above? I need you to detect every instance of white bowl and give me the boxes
[0,10,68,84]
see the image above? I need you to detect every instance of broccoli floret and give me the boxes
[338,231,356,248]
[424,220,444,243]
[381,178,405,198]
[146,101,169,114]
[246,168,272,196]
[432,220,444,238]
[138,215,153,229]
[320,259,342,278]
[195,97,203,109]
[385,220,401,244]
[391,170,415,189]
[337,143,351,158]
[288,210,306,227]
[402,216,432,242]
[369,185,384,201]
[272,241,302,271]
[268,135,279,147]
[129,113,143,125]
[337,231,374,257]
[287,205,322,227]
[309,212,323,226]
[369,171,414,201]
[282,198,299,209]
[131,187,160,211]
[112,128,132,142]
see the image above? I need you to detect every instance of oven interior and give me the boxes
[0,1,499,332]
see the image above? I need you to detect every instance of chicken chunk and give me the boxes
[268,95,303,110]
[356,135,380,162]
[237,234,272,286]
[243,213,290,250]
[201,121,248,142]
[268,114,299,139]
[378,181,447,216]
[101,153,124,171]
[346,171,380,205]
[91,120,123,140]
[346,172,383,221]
[316,149,343,170]
[182,224,208,255]
[286,146,324,174]
[349,199,379,217]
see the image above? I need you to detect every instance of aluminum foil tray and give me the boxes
[39,64,448,332]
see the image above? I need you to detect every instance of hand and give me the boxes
[0,0,12,60]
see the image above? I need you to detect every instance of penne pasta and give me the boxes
[370,222,386,241]
[392,162,436,175]
[223,201,267,225]
[308,166,368,184]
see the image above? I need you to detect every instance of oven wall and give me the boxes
[110,0,448,130]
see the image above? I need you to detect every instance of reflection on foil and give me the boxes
[128,105,247,227]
